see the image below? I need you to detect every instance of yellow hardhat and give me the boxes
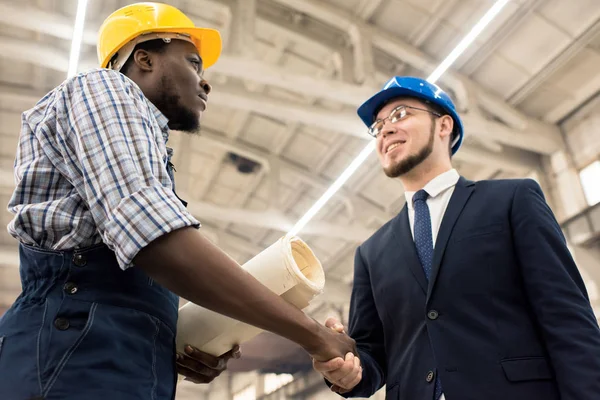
[97,2,222,71]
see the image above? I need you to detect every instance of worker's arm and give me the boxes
[512,179,600,399]
[134,227,356,361]
[41,70,356,362]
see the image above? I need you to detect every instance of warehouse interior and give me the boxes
[0,0,599,399]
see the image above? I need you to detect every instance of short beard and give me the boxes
[383,121,435,178]
[154,75,200,134]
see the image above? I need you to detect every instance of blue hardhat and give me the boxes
[357,76,464,155]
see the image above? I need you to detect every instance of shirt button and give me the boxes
[72,253,86,267]
[54,317,70,331]
[427,310,439,320]
[64,282,78,295]
[426,370,435,383]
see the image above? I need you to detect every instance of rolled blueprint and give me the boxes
[175,235,325,357]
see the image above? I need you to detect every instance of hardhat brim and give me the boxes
[169,27,222,69]
[101,26,222,70]
[358,87,436,126]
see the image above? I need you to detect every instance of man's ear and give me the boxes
[438,115,454,140]
[132,49,153,72]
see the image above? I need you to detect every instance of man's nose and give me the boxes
[380,119,396,138]
[201,79,212,95]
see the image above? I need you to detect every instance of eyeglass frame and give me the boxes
[367,105,442,138]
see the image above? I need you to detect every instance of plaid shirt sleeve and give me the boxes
[36,70,199,269]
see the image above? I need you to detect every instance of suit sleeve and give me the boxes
[328,245,387,398]
[512,178,600,399]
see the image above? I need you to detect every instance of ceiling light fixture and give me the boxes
[67,0,89,78]
[288,0,512,237]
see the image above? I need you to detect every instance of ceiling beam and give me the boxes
[0,3,563,154]
[0,84,541,176]
[267,0,562,142]
[207,88,547,168]
[408,0,460,48]
[205,73,557,156]
[209,54,374,106]
[188,130,398,228]
[508,16,600,107]
[0,83,551,176]
[545,70,600,124]
[0,36,71,72]
[228,0,257,57]
[190,129,357,212]
[179,196,374,242]
[187,129,538,224]
[457,0,546,74]
[0,1,333,67]
[0,2,97,45]
[354,0,385,20]
[348,25,377,86]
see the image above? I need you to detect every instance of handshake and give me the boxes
[310,317,363,395]
[175,317,362,393]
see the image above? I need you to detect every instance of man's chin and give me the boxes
[383,158,403,174]
[383,164,402,178]
[383,158,418,178]
[168,122,199,133]
[182,124,201,135]
[167,114,201,134]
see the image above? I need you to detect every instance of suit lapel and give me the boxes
[392,206,428,295]
[426,177,475,303]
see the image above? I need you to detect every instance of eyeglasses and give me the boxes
[368,105,441,138]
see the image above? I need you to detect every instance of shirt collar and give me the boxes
[405,169,460,210]
[147,101,170,143]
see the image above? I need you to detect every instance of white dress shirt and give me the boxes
[403,168,460,400]
[404,168,460,246]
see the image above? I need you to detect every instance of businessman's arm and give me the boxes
[512,179,600,399]
[318,246,388,398]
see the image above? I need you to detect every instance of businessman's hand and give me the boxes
[313,317,362,394]
[176,344,241,384]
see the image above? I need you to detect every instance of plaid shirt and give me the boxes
[7,69,200,269]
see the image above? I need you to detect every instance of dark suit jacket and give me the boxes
[340,177,600,400]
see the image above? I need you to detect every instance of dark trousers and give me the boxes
[0,243,180,399]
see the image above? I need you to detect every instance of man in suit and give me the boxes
[313,76,600,399]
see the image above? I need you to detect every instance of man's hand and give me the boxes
[304,319,358,363]
[313,317,362,394]
[176,344,241,384]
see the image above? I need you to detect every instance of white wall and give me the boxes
[543,95,600,221]
[539,95,600,318]
[562,105,600,170]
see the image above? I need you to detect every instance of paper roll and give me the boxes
[175,235,325,357]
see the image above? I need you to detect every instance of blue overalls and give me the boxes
[0,153,185,399]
